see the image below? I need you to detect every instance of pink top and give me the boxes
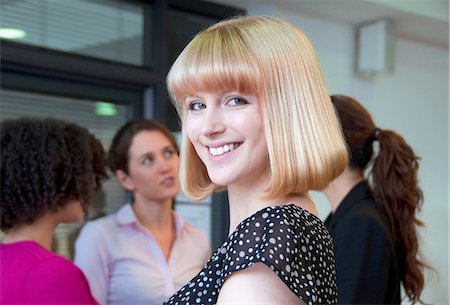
[74,204,211,305]
[0,240,99,305]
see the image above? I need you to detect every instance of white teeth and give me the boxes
[209,143,240,156]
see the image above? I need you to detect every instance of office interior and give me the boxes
[0,0,448,304]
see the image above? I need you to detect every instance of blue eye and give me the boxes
[142,157,154,166]
[164,148,176,159]
[228,97,248,106]
[189,102,206,111]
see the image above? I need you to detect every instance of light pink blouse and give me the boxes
[74,204,211,305]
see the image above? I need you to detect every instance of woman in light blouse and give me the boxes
[75,118,211,305]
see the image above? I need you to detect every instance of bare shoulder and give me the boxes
[216,262,306,305]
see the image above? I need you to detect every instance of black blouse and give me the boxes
[324,182,401,304]
[164,204,337,305]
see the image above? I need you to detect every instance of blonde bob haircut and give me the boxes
[167,15,348,202]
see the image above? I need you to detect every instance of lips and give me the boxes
[208,142,242,156]
[161,177,176,186]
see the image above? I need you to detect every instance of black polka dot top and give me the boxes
[163,204,337,305]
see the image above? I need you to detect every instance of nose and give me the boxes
[200,107,225,137]
[157,156,172,173]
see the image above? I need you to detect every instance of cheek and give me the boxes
[185,118,201,145]
[247,115,265,139]
[257,137,269,158]
[172,156,180,171]
[130,167,153,182]
[251,119,268,155]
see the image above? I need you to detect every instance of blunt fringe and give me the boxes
[167,16,348,201]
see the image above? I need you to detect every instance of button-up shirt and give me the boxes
[74,204,211,305]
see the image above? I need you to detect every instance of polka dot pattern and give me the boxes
[163,204,337,305]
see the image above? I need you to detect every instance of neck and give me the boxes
[131,197,174,232]
[226,175,318,234]
[322,166,364,213]
[227,189,264,235]
[131,197,177,262]
[2,213,58,250]
[226,173,273,234]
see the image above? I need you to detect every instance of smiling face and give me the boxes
[185,91,269,188]
[168,16,349,201]
[117,130,179,203]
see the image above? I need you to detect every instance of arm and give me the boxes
[217,263,306,305]
[333,213,391,304]
[74,222,111,305]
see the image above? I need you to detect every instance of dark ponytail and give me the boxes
[331,95,429,304]
[372,129,429,303]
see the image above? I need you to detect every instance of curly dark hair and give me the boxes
[331,95,429,304]
[1,117,108,232]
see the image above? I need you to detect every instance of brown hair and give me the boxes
[108,118,178,174]
[331,95,428,304]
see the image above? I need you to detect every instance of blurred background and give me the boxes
[0,0,448,304]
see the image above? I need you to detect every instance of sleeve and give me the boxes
[74,221,111,305]
[221,213,309,302]
[332,211,391,304]
[23,257,99,305]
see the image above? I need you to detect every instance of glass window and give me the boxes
[0,88,131,259]
[0,0,147,66]
[168,9,219,66]
[166,9,224,131]
[0,0,245,254]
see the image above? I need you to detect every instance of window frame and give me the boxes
[0,0,245,252]
[0,0,245,124]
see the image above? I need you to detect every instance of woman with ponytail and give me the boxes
[322,95,428,304]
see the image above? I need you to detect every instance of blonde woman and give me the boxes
[163,16,348,305]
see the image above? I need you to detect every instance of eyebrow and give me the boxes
[184,96,204,105]
[137,145,175,160]
[185,94,202,99]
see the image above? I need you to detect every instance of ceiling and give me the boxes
[211,0,449,49]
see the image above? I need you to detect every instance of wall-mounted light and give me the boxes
[0,28,27,40]
[356,20,394,76]
[95,102,117,116]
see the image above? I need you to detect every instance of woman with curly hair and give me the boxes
[0,117,108,305]
[322,95,429,304]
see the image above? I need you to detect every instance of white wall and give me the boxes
[211,1,449,303]
[280,8,449,305]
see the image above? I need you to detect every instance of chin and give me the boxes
[208,175,233,187]
[165,188,180,200]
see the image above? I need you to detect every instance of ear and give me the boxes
[115,169,135,192]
